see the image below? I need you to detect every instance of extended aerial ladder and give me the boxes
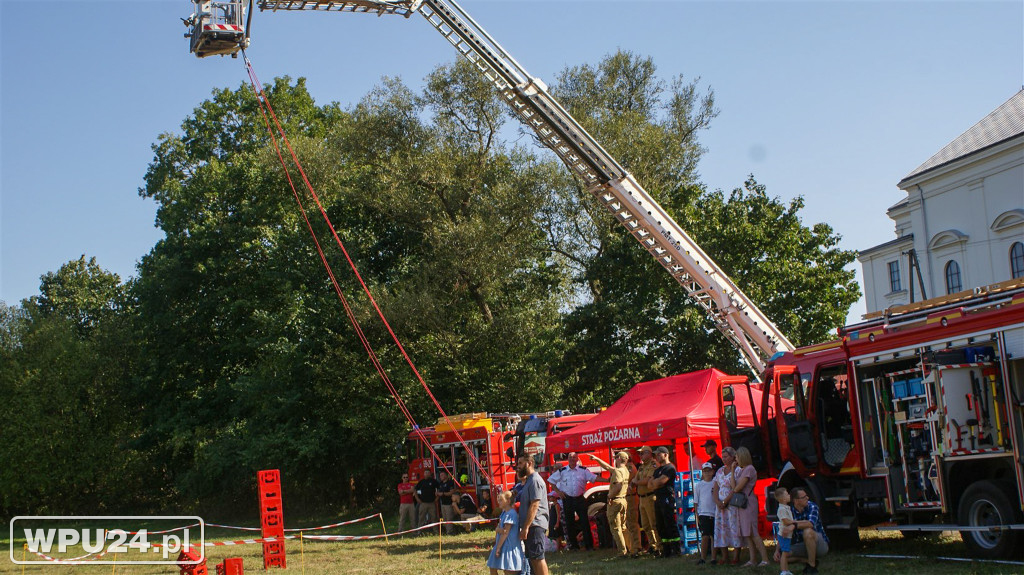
[187,0,795,374]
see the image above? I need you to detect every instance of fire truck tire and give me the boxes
[957,480,1022,559]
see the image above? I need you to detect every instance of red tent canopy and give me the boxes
[546,368,756,455]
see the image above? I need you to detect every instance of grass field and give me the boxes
[4,517,1024,575]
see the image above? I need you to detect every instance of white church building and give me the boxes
[858,90,1024,314]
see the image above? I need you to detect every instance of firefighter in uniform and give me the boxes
[624,451,642,557]
[591,451,636,557]
[647,446,679,557]
[632,446,660,555]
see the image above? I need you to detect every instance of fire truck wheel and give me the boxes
[957,480,1022,559]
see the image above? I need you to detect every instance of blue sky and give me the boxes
[2,1,1022,326]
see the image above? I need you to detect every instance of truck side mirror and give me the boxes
[506,447,515,459]
[722,385,735,402]
[724,404,738,428]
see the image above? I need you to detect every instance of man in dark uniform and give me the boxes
[646,446,679,558]
[436,470,457,534]
[414,469,440,531]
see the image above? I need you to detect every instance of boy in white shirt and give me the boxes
[694,461,717,564]
[775,487,796,575]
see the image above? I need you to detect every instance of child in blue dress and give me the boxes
[487,490,524,575]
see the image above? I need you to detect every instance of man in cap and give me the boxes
[694,461,717,564]
[591,451,637,558]
[631,446,660,555]
[646,446,679,557]
[703,439,724,471]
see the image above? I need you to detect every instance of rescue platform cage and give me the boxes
[189,0,249,57]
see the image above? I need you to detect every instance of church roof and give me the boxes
[899,90,1024,186]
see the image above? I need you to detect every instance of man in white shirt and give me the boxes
[549,453,598,550]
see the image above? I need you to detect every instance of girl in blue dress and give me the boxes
[487,490,524,574]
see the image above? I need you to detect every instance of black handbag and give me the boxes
[728,492,748,509]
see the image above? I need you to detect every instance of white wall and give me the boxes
[859,137,1024,314]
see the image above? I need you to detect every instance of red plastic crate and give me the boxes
[262,541,286,569]
[263,554,286,569]
[260,498,283,515]
[261,511,284,532]
[262,540,285,555]
[258,469,286,569]
[257,469,280,489]
[259,485,281,500]
[178,547,207,575]
[223,557,244,575]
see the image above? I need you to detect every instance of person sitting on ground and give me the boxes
[779,486,828,575]
[774,487,796,575]
[454,491,485,531]
[478,491,492,517]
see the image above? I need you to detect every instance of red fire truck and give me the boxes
[723,279,1024,558]
[404,412,523,512]
[187,0,1023,559]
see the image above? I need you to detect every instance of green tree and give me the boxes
[543,51,858,407]
[135,76,355,511]
[0,261,142,515]
[134,63,570,512]
[31,255,126,336]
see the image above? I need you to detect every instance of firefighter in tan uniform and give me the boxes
[631,445,660,555]
[592,451,636,557]
[625,452,641,556]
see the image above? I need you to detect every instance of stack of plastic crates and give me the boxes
[674,470,700,555]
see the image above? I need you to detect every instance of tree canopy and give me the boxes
[2,51,858,516]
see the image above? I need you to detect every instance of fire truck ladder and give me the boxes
[255,0,795,373]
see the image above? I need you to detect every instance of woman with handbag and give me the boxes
[712,447,742,563]
[734,447,769,566]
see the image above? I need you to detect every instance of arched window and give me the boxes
[1012,242,1024,279]
[944,260,962,294]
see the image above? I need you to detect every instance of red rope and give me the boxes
[242,55,492,485]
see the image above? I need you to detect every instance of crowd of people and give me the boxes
[396,469,488,535]
[396,440,828,574]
